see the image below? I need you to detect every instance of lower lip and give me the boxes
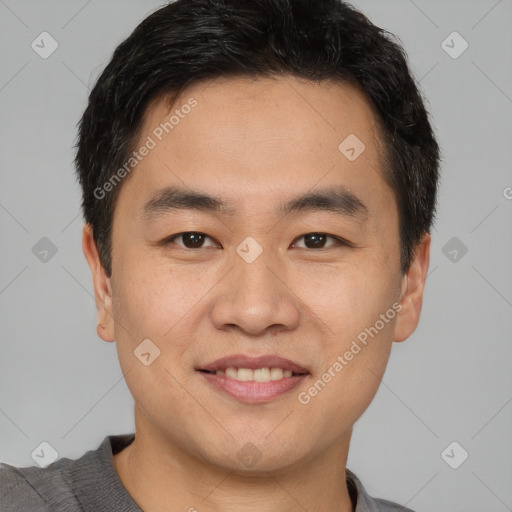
[198,371,308,404]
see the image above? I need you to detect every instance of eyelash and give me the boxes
[162,232,353,250]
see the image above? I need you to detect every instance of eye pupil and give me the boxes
[183,232,205,248]
[304,233,326,248]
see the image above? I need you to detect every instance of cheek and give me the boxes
[109,259,200,411]
[290,255,399,342]
[110,249,225,373]
[296,315,394,442]
[111,251,194,337]
[292,256,398,417]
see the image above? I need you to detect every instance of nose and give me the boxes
[210,243,301,336]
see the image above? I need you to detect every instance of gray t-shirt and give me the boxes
[0,433,415,511]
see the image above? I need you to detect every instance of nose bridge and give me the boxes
[210,238,300,334]
[235,240,279,303]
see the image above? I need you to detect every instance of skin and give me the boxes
[82,75,430,512]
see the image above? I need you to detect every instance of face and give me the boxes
[84,75,429,474]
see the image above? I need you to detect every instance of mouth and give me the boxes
[195,354,310,403]
[197,367,306,381]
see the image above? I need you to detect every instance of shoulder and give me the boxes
[346,468,416,512]
[371,497,416,512]
[0,462,53,512]
[0,438,105,512]
[0,433,137,512]
[0,456,94,511]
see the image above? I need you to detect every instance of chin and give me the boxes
[194,435,310,475]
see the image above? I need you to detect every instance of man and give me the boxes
[0,0,439,510]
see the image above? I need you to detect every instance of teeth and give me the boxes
[254,368,270,382]
[237,368,253,382]
[216,367,296,382]
[225,368,237,379]
[270,367,283,380]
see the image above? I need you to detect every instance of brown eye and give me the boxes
[291,233,349,249]
[165,232,218,249]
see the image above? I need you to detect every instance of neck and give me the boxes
[113,417,355,512]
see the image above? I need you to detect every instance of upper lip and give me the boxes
[198,354,310,374]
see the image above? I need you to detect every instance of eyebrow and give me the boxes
[141,184,369,223]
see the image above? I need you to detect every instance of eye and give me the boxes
[162,231,352,250]
[164,232,219,249]
[291,233,351,249]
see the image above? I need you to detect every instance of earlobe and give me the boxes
[394,233,431,343]
[81,224,116,342]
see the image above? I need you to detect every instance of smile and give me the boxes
[201,367,299,382]
[196,354,310,404]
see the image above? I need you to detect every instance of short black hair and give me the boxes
[75,0,440,277]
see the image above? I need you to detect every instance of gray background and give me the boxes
[0,1,511,511]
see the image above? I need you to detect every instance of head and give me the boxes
[78,0,439,473]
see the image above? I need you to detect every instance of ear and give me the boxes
[394,233,431,343]
[81,223,115,342]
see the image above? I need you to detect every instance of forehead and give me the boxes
[142,75,383,168]
[115,75,394,225]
